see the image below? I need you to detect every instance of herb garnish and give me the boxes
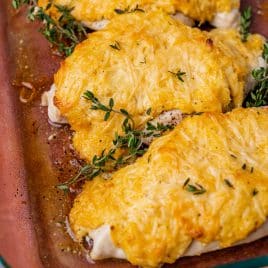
[224,179,234,188]
[146,108,152,115]
[240,6,252,42]
[58,91,174,190]
[114,5,144,15]
[110,41,121,50]
[244,43,268,107]
[183,178,206,195]
[242,163,247,170]
[83,91,133,123]
[12,0,87,56]
[252,188,258,196]
[183,178,190,188]
[169,70,186,82]
[140,57,147,64]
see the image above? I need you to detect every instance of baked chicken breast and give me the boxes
[53,11,264,161]
[69,107,268,267]
[38,0,240,29]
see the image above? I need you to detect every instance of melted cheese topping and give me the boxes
[54,11,264,161]
[38,0,239,25]
[69,108,268,267]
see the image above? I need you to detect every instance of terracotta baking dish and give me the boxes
[0,0,267,267]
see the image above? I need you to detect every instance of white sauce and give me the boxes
[41,84,68,125]
[82,19,110,31]
[185,220,268,256]
[89,225,126,260]
[211,9,240,29]
[85,220,268,261]
[172,12,195,27]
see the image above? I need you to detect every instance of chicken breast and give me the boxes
[54,11,264,161]
[69,107,268,267]
[208,29,265,107]
[38,0,239,28]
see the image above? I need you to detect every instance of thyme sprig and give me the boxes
[58,92,174,190]
[252,188,259,196]
[224,179,234,188]
[83,90,134,125]
[57,149,116,190]
[110,41,121,50]
[244,43,268,107]
[12,0,87,56]
[240,6,252,42]
[12,0,32,9]
[183,178,206,195]
[169,70,186,82]
[114,5,144,15]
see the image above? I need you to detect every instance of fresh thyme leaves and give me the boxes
[114,5,144,15]
[240,6,252,42]
[110,41,121,50]
[183,178,190,188]
[58,92,174,189]
[252,188,259,196]
[83,91,134,125]
[147,154,151,163]
[244,43,268,107]
[114,8,126,15]
[263,42,268,62]
[224,179,234,188]
[248,65,268,105]
[12,0,31,9]
[183,178,206,195]
[146,122,173,135]
[146,108,152,115]
[58,149,116,191]
[12,0,87,56]
[186,184,206,195]
[169,70,186,82]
